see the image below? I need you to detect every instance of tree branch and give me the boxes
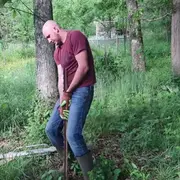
[19,0,34,14]
[142,13,171,22]
[4,6,46,22]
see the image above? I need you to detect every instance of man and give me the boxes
[42,20,96,180]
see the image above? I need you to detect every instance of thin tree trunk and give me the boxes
[171,0,180,76]
[126,0,145,71]
[124,18,127,54]
[34,0,58,104]
[107,15,112,38]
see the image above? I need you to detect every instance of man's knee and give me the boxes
[45,122,54,136]
[67,131,82,145]
[45,116,62,136]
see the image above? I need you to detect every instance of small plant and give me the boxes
[70,160,81,175]
[88,156,121,180]
[41,170,63,180]
[124,159,150,180]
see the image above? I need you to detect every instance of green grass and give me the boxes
[0,43,35,63]
[0,44,35,132]
[0,156,49,180]
[0,40,180,180]
[85,46,180,179]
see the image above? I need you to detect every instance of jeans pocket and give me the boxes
[72,86,93,105]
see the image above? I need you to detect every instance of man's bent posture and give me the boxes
[42,20,96,180]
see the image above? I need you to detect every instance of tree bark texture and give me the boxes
[34,0,58,104]
[171,0,180,76]
[126,0,145,71]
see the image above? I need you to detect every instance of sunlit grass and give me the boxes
[0,44,36,132]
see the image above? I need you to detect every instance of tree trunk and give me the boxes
[171,0,180,76]
[123,18,127,54]
[166,19,171,43]
[126,0,145,71]
[34,0,58,104]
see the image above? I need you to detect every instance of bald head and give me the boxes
[42,20,60,36]
[44,20,58,27]
[42,20,62,44]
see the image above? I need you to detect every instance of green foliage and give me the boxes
[141,0,172,44]
[0,44,35,131]
[25,95,52,144]
[0,0,10,7]
[84,38,179,180]
[0,156,48,180]
[0,0,172,41]
[92,46,130,81]
[142,0,172,15]
[70,160,81,175]
[118,90,180,151]
[0,43,35,62]
[0,0,34,42]
[153,164,179,180]
[144,36,170,60]
[94,0,123,20]
[0,158,29,180]
[41,170,63,180]
[55,0,127,36]
[124,159,150,180]
[0,1,178,178]
[88,156,121,180]
[92,48,119,74]
[0,9,12,40]
[53,0,96,36]
[164,119,180,144]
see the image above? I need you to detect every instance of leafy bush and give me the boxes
[25,96,52,144]
[89,156,121,180]
[144,39,170,59]
[92,47,130,78]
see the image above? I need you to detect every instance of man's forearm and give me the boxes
[58,79,63,102]
[57,64,64,103]
[66,66,89,93]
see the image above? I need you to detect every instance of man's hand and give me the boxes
[59,92,72,120]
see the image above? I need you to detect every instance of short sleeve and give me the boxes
[70,31,87,56]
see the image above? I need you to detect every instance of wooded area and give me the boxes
[0,0,179,180]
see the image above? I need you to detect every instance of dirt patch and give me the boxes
[93,132,123,167]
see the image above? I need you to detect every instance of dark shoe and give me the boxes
[76,151,93,180]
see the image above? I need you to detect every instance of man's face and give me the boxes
[43,25,61,45]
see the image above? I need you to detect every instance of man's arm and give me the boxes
[57,64,64,102]
[66,50,89,93]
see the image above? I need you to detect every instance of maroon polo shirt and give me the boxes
[54,30,96,91]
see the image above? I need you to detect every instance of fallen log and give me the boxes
[0,145,56,165]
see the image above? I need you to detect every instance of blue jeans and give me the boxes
[45,85,94,157]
